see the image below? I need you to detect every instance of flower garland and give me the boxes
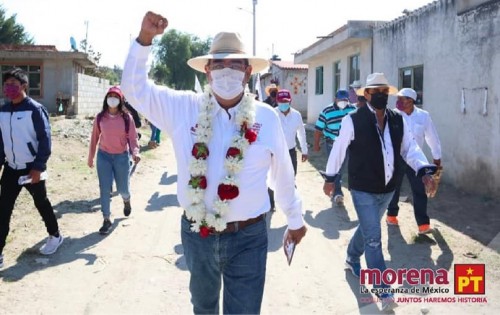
[185,85,257,237]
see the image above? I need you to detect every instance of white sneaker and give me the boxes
[333,195,344,206]
[39,234,63,255]
[0,254,4,269]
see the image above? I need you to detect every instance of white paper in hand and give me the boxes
[283,228,296,266]
[285,241,296,266]
[18,171,48,185]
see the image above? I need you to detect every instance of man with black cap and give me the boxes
[321,73,437,312]
[121,11,306,315]
[313,89,356,206]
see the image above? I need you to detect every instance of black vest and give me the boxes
[348,106,404,193]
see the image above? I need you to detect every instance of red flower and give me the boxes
[217,183,240,200]
[199,226,210,238]
[244,129,257,144]
[226,147,241,159]
[189,176,207,189]
[192,143,209,159]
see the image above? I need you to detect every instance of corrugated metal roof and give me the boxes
[271,60,308,70]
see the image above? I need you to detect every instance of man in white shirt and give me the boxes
[275,89,308,175]
[386,88,442,235]
[121,11,306,315]
[321,73,437,312]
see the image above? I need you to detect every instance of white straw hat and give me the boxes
[187,32,269,74]
[356,73,398,96]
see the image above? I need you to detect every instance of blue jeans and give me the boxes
[181,215,268,314]
[347,190,394,288]
[387,162,429,226]
[325,140,347,197]
[96,150,131,218]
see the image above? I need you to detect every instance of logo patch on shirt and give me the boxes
[251,122,262,135]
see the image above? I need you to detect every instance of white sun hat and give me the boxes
[356,73,398,96]
[187,32,269,74]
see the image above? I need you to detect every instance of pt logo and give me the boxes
[454,264,485,294]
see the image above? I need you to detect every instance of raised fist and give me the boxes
[138,11,168,45]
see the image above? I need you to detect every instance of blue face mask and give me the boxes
[278,103,290,112]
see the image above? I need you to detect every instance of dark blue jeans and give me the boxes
[347,190,394,289]
[387,162,429,226]
[181,215,268,314]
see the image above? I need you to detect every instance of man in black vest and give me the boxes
[321,73,437,312]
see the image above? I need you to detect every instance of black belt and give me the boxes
[184,213,265,234]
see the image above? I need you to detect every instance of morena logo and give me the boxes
[360,268,449,286]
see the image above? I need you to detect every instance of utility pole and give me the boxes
[253,0,257,56]
[84,20,89,53]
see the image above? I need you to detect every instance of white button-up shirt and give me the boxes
[396,107,442,160]
[326,104,432,185]
[121,42,304,229]
[275,107,308,155]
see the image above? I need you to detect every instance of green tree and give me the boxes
[0,5,34,44]
[152,30,211,90]
[99,65,121,85]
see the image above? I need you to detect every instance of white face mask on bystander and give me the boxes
[107,97,120,108]
[337,101,349,109]
[210,68,245,100]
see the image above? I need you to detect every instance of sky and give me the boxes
[2,0,434,68]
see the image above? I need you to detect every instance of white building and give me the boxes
[259,60,308,117]
[294,21,385,124]
[295,0,500,198]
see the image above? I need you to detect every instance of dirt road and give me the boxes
[0,121,499,314]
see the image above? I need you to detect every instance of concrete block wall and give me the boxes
[74,73,110,115]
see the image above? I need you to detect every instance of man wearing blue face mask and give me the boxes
[313,89,356,205]
[275,89,308,176]
[121,11,307,314]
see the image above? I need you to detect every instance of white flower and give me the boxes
[224,157,244,174]
[187,188,205,204]
[190,223,201,233]
[222,175,238,186]
[189,159,207,176]
[213,218,228,231]
[232,136,250,151]
[205,213,217,228]
[213,199,230,217]
[185,203,206,223]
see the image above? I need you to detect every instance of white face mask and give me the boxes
[210,68,245,100]
[107,97,120,108]
[337,100,349,109]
